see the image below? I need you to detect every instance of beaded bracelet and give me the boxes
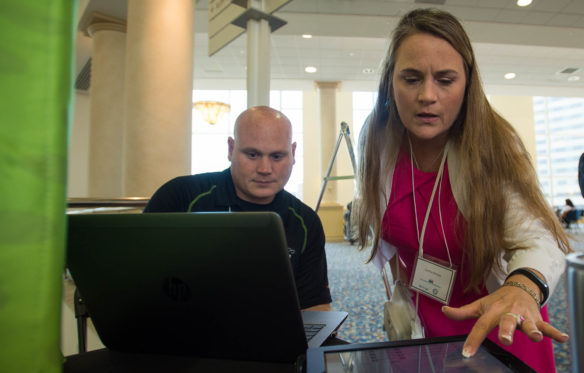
[503,281,540,307]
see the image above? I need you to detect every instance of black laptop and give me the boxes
[66,212,347,363]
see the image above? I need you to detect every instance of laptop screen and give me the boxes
[66,212,308,363]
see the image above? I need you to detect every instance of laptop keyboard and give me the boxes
[304,323,326,341]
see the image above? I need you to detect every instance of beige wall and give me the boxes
[67,91,90,197]
[335,91,357,209]
[302,88,358,210]
[489,95,536,160]
[302,90,320,210]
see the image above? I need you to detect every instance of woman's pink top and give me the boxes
[381,150,555,373]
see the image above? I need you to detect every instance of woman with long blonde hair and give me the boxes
[357,8,570,372]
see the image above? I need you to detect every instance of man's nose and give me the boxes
[257,156,272,174]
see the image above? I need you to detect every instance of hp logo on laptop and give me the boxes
[162,276,191,302]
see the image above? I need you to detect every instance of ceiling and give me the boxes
[76,0,584,95]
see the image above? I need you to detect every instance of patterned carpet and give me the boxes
[325,230,584,373]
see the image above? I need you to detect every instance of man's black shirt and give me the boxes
[144,168,332,309]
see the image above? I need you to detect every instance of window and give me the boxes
[534,96,584,207]
[191,90,303,199]
[191,90,246,174]
[352,91,377,162]
[270,91,304,199]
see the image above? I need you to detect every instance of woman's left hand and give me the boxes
[441,281,569,358]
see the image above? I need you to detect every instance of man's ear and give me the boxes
[291,142,297,165]
[227,137,235,161]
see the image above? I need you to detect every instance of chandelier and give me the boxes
[193,101,231,125]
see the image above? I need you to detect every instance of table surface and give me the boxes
[64,348,301,373]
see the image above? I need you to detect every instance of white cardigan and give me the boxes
[372,141,566,304]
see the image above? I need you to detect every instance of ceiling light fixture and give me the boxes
[193,101,231,125]
[517,0,532,7]
[302,34,313,39]
[305,66,317,73]
[559,67,580,74]
[568,76,581,82]
[362,68,375,74]
[504,72,517,80]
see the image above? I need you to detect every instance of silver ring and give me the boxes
[503,312,525,328]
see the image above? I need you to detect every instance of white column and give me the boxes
[317,81,340,203]
[84,14,126,198]
[124,0,195,197]
[246,0,270,107]
[316,82,345,242]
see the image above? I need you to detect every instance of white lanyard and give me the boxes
[408,138,453,267]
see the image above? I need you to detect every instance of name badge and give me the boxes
[410,255,456,304]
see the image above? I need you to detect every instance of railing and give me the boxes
[66,197,149,214]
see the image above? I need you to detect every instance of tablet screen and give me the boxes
[321,339,531,372]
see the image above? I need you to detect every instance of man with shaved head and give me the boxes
[145,106,332,311]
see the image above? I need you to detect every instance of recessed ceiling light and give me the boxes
[348,52,355,57]
[517,0,532,6]
[559,67,580,74]
[415,0,446,4]
[504,72,516,80]
[302,34,313,39]
[362,68,375,74]
[305,66,317,73]
[568,76,581,82]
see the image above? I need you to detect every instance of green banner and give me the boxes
[0,1,75,372]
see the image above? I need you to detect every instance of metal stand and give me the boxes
[74,288,88,353]
[315,121,357,213]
